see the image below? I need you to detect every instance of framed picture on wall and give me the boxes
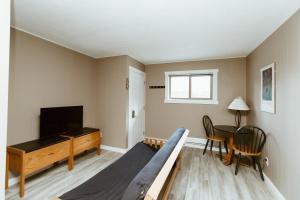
[260,63,275,114]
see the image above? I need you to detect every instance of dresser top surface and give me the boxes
[9,136,69,153]
[61,127,100,138]
[9,127,100,153]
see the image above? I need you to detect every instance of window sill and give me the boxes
[164,99,219,105]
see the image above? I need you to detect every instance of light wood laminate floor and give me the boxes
[169,148,278,200]
[5,147,278,200]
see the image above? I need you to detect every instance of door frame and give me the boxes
[128,66,146,149]
[0,0,10,198]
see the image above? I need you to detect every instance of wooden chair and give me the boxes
[233,126,267,181]
[202,115,228,161]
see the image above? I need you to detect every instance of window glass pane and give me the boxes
[191,75,211,99]
[170,76,189,98]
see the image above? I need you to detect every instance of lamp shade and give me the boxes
[228,96,250,111]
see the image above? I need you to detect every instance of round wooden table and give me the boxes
[214,125,238,165]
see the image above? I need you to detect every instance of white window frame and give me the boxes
[164,69,219,104]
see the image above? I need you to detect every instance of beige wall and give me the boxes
[8,29,98,145]
[8,29,145,148]
[145,58,246,139]
[96,55,145,148]
[246,10,300,199]
[9,31,244,149]
[95,56,128,148]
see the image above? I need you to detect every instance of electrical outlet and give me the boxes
[263,157,269,167]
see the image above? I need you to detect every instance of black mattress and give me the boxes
[60,142,157,200]
[60,128,186,200]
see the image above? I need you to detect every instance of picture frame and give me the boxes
[260,63,275,114]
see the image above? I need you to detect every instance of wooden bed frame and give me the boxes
[144,129,189,200]
[55,129,189,200]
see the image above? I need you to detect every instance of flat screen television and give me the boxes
[40,106,83,138]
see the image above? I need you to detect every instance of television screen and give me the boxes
[40,106,83,138]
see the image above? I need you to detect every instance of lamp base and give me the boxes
[235,110,241,128]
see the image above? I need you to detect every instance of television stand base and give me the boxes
[6,127,101,197]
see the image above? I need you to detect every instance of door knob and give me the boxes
[131,110,136,118]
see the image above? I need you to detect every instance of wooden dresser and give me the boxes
[61,127,101,156]
[6,136,73,197]
[6,127,101,197]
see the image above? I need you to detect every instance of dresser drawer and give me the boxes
[24,140,71,175]
[73,132,100,155]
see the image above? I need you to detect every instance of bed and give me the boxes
[55,128,189,200]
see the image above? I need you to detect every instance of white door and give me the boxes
[128,67,145,149]
[0,1,10,198]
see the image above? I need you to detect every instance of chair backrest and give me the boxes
[202,115,215,138]
[234,126,266,154]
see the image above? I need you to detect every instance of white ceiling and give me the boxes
[11,0,300,64]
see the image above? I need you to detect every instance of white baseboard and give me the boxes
[185,137,227,153]
[186,137,207,144]
[102,138,224,154]
[263,172,285,200]
[101,145,127,154]
[8,176,19,187]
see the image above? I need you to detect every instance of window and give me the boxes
[165,69,219,104]
[170,76,189,98]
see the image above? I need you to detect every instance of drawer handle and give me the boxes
[48,153,55,156]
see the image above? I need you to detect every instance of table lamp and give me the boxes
[228,96,250,127]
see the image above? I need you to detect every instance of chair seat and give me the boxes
[207,135,225,142]
[233,146,261,156]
